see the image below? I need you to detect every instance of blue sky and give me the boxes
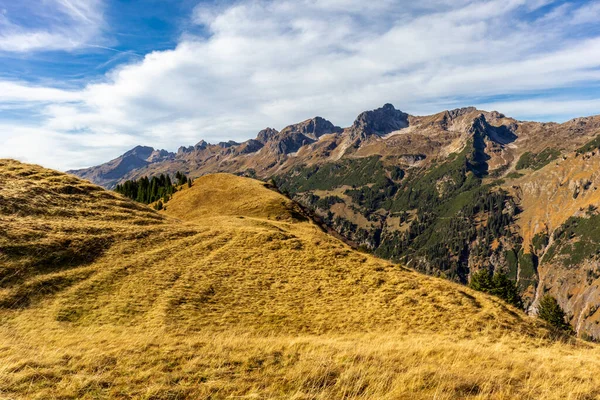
[1,0,600,170]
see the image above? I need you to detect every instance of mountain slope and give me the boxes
[0,158,526,334]
[6,159,600,398]
[69,105,600,340]
[509,142,600,337]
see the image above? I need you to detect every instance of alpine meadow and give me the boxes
[3,0,600,399]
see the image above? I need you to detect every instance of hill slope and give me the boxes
[69,104,600,340]
[3,159,600,398]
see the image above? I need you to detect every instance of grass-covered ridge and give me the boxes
[3,159,600,399]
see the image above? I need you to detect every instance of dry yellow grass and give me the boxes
[1,159,600,399]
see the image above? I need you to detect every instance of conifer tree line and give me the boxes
[114,172,192,208]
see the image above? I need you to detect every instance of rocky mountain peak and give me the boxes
[147,149,174,163]
[471,113,488,129]
[256,128,279,144]
[195,140,208,150]
[178,140,209,155]
[218,140,240,148]
[446,106,477,120]
[351,103,409,136]
[123,145,155,160]
[280,117,343,140]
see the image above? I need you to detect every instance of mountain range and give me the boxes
[70,104,600,340]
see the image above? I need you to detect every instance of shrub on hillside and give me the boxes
[469,269,523,309]
[537,295,573,333]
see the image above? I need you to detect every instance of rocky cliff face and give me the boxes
[70,104,600,338]
[280,117,343,140]
[351,103,409,137]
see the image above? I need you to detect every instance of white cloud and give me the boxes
[570,0,600,24]
[2,0,600,171]
[0,0,104,52]
[0,81,81,102]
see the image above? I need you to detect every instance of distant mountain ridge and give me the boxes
[69,103,600,339]
[67,104,425,188]
[68,145,175,188]
[69,104,600,190]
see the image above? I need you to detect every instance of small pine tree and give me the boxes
[154,200,163,211]
[538,295,572,332]
[490,272,523,309]
[469,269,493,292]
[187,177,192,188]
[469,269,523,309]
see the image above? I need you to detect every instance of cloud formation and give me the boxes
[1,0,600,170]
[0,0,104,52]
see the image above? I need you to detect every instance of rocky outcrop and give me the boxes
[218,140,240,148]
[351,103,409,137]
[148,149,174,163]
[279,117,342,140]
[266,131,314,155]
[256,128,279,144]
[237,139,264,154]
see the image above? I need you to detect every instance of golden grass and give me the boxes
[2,325,600,400]
[1,159,600,399]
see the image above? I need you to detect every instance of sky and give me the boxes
[1,0,600,170]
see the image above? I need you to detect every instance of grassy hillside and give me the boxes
[2,159,600,399]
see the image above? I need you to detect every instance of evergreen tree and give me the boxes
[114,172,189,206]
[490,273,523,309]
[136,183,145,203]
[175,171,188,186]
[469,269,493,292]
[469,269,523,309]
[538,295,573,333]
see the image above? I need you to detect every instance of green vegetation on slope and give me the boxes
[544,213,600,267]
[517,249,538,290]
[515,148,560,170]
[375,143,519,282]
[469,269,523,308]
[532,231,550,253]
[576,135,600,155]
[276,141,525,287]
[538,295,573,333]
[275,156,398,193]
[114,171,191,207]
